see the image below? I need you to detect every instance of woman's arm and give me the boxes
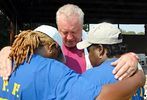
[96,70,145,100]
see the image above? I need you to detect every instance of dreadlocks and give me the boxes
[9,30,55,71]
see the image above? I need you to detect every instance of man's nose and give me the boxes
[66,33,74,40]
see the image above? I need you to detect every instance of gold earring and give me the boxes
[49,50,52,54]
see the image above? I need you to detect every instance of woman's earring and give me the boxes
[49,50,52,54]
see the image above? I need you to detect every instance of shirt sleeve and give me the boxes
[34,59,102,100]
[34,59,73,100]
[56,72,102,100]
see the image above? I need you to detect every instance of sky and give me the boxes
[90,24,145,34]
[119,24,144,33]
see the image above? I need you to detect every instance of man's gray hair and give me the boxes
[56,4,84,25]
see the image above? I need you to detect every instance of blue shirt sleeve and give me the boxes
[55,66,102,100]
[80,59,118,99]
[34,59,102,100]
[34,59,73,100]
[60,76,102,100]
[131,87,145,100]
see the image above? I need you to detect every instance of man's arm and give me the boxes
[0,46,12,80]
[96,70,145,100]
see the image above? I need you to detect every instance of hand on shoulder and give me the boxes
[0,46,12,80]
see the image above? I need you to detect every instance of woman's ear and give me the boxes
[46,43,55,55]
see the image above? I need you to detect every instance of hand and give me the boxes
[0,46,12,80]
[111,52,138,80]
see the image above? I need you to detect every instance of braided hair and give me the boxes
[9,30,56,70]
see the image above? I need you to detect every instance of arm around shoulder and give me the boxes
[96,70,145,100]
[0,46,12,80]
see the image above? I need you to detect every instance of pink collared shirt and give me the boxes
[62,45,86,74]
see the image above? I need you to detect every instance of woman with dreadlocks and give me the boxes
[0,25,145,100]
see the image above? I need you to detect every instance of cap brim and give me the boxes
[77,40,91,50]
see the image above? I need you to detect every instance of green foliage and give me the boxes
[121,29,145,35]
[83,24,89,32]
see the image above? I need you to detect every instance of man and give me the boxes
[0,4,140,80]
[56,4,139,80]
[77,22,145,100]
[0,25,145,100]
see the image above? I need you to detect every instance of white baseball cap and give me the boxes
[34,25,62,47]
[34,25,66,63]
[77,22,122,49]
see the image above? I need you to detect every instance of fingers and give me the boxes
[118,66,136,80]
[114,61,129,80]
[112,52,138,80]
[112,57,128,76]
[111,59,121,74]
[0,63,12,80]
[2,67,9,80]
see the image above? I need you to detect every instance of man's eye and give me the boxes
[62,32,68,35]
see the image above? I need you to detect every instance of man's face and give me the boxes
[57,16,82,48]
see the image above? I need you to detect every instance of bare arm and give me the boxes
[0,46,12,80]
[96,70,145,100]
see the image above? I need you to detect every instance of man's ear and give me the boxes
[96,44,104,59]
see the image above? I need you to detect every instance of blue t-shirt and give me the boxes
[64,59,117,100]
[82,59,118,87]
[82,58,145,100]
[0,54,101,100]
[131,87,145,100]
